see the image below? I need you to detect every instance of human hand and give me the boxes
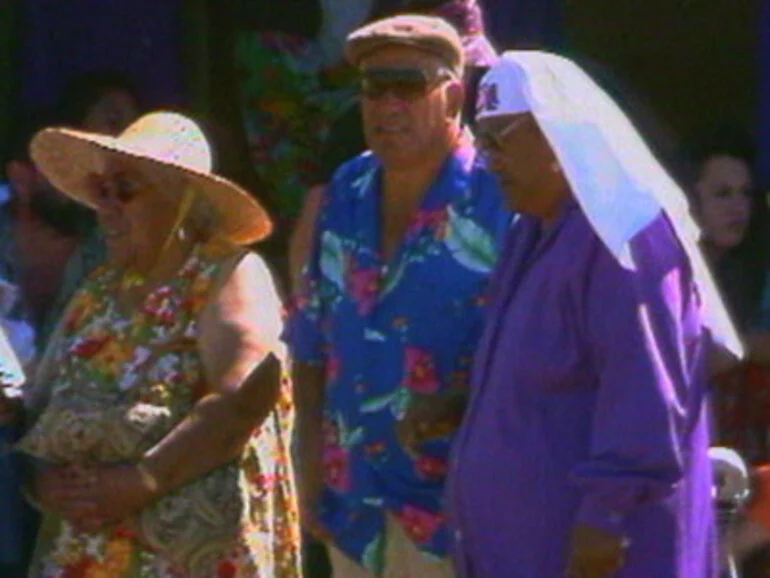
[566,523,628,578]
[397,390,467,453]
[43,463,159,533]
[36,466,95,521]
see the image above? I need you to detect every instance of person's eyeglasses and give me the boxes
[359,67,454,101]
[89,173,143,205]
[476,116,528,153]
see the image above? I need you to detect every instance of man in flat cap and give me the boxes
[285,13,510,578]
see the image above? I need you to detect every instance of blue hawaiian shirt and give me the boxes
[286,144,511,574]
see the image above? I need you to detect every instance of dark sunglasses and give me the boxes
[359,67,453,101]
[475,116,529,153]
[89,172,143,204]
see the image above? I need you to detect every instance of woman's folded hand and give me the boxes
[38,463,160,533]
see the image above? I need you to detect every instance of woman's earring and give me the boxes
[550,161,562,174]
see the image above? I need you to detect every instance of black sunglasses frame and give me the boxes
[359,66,454,101]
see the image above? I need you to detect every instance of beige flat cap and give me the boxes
[345,14,465,77]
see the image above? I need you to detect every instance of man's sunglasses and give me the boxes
[359,67,454,101]
[475,116,529,153]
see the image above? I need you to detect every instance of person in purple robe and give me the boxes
[443,51,744,578]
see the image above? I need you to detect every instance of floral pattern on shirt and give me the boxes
[285,145,510,574]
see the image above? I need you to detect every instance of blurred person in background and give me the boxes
[0,71,141,578]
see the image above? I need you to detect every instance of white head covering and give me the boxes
[477,51,743,357]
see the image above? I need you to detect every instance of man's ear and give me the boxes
[446,80,466,120]
[6,160,36,201]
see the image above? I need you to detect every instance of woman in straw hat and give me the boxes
[13,112,301,577]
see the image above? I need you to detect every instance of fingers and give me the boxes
[69,512,110,535]
[39,465,137,533]
[39,466,102,519]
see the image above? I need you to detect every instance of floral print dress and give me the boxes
[18,242,301,578]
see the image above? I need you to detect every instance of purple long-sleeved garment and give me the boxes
[448,203,716,578]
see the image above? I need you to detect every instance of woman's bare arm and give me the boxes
[141,252,285,494]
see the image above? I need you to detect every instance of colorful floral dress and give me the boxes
[285,145,511,574]
[18,242,301,578]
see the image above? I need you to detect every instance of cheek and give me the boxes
[700,200,744,244]
[699,201,724,232]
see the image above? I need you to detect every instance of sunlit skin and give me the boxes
[694,154,752,256]
[87,155,183,274]
[477,112,571,224]
[360,44,463,172]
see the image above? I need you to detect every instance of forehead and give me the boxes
[359,44,444,71]
[700,155,753,188]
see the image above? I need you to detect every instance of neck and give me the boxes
[126,233,196,283]
[382,129,460,203]
[536,186,572,229]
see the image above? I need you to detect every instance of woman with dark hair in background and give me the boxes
[685,128,770,577]
[687,129,766,333]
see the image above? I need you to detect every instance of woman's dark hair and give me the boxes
[58,70,142,127]
[689,126,757,172]
[687,126,767,329]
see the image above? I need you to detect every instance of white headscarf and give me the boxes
[477,50,743,357]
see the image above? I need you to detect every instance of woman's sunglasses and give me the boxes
[359,67,454,102]
[88,172,143,205]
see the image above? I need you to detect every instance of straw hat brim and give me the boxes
[29,127,273,245]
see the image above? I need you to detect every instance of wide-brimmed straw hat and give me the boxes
[29,111,272,245]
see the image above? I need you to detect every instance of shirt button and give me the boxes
[455,529,462,543]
